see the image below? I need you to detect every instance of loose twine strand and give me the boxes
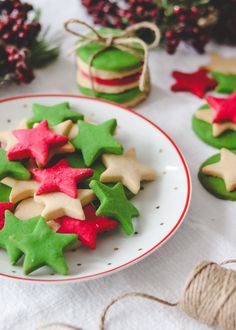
[64,19,161,94]
[37,260,236,330]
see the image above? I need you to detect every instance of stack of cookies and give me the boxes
[76,28,150,107]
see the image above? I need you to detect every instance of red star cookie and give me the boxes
[7,120,68,166]
[56,204,118,249]
[31,159,93,198]
[0,202,14,229]
[171,69,217,98]
[206,92,236,124]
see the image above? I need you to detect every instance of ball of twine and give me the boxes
[37,260,236,330]
[178,260,236,330]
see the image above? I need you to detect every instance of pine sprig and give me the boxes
[30,38,59,69]
[0,0,60,85]
[29,9,59,69]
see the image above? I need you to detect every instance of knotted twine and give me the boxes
[37,259,236,330]
[64,19,161,94]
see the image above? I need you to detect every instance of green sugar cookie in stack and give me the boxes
[75,28,151,108]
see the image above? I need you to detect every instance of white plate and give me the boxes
[0,94,191,283]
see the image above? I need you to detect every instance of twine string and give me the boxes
[64,19,161,94]
[99,292,178,330]
[220,259,236,266]
[37,259,236,330]
[36,321,82,330]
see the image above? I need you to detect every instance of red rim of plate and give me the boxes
[0,94,192,283]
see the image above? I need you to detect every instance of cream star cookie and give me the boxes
[48,120,75,158]
[203,53,236,75]
[47,220,60,232]
[0,119,29,151]
[34,189,95,221]
[68,124,79,139]
[100,148,156,194]
[0,131,18,151]
[202,148,236,192]
[195,108,236,137]
[1,177,39,203]
[15,197,44,220]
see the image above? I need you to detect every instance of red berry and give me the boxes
[165,30,174,39]
[170,39,179,47]
[150,9,158,18]
[18,31,26,38]
[179,15,187,23]
[191,6,199,15]
[2,32,11,40]
[12,23,21,32]
[136,6,144,15]
[173,6,184,16]
[5,45,17,55]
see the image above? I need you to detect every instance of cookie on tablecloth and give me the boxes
[199,149,236,201]
[203,53,236,75]
[192,92,236,149]
[211,72,236,94]
[171,69,217,98]
[76,28,150,107]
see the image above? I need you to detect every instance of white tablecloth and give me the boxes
[1,1,236,329]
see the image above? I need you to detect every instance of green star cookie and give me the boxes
[27,102,84,127]
[89,180,139,235]
[192,105,236,149]
[72,119,123,166]
[10,218,77,275]
[212,72,236,94]
[198,151,236,201]
[0,149,30,180]
[0,183,11,202]
[0,211,40,264]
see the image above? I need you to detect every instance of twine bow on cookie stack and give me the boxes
[64,19,161,94]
